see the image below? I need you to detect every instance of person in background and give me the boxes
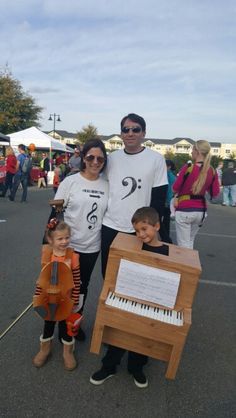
[9,144,29,203]
[162,159,176,240]
[37,169,47,188]
[40,153,50,187]
[1,146,17,197]
[221,161,236,207]
[216,161,224,186]
[53,167,61,194]
[68,147,81,174]
[172,140,220,249]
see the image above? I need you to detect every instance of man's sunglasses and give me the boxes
[84,155,105,164]
[121,126,142,134]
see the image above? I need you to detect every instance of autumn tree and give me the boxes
[0,68,43,134]
[75,124,99,145]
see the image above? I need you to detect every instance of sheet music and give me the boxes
[115,259,181,309]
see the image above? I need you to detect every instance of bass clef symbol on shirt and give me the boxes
[87,202,98,229]
[121,176,141,200]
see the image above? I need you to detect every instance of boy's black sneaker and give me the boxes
[90,367,115,385]
[132,371,148,388]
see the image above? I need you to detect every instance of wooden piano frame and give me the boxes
[90,233,202,379]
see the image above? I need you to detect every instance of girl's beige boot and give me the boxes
[33,335,53,367]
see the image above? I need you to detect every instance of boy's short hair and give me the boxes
[131,207,160,226]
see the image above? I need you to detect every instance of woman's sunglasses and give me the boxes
[121,126,142,134]
[84,154,105,164]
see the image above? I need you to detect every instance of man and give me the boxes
[68,147,81,174]
[101,113,169,277]
[9,144,29,202]
[90,113,169,388]
[222,161,236,206]
[40,152,50,186]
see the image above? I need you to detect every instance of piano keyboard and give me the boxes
[105,291,183,326]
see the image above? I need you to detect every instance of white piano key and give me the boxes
[105,293,183,326]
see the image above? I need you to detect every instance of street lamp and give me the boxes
[48,113,61,171]
[48,113,61,138]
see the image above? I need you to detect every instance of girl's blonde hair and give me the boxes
[192,140,212,194]
[5,146,15,156]
[46,219,71,240]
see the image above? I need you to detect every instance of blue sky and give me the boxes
[1,0,236,142]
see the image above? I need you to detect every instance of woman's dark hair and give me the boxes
[80,138,107,172]
[120,113,146,132]
[166,159,176,172]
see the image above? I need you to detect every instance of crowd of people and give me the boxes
[2,113,235,388]
[0,146,83,201]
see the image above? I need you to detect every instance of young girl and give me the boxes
[37,169,47,188]
[172,140,220,249]
[33,220,80,371]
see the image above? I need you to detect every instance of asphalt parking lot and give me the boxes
[0,187,235,418]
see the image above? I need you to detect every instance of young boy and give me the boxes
[90,207,169,389]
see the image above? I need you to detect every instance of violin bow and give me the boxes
[0,302,33,341]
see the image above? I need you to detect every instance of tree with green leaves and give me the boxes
[0,68,43,134]
[211,155,223,169]
[172,153,191,173]
[75,124,99,145]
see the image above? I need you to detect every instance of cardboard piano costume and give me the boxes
[90,233,201,380]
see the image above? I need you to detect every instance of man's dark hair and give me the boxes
[120,113,146,132]
[131,206,160,226]
[18,144,26,151]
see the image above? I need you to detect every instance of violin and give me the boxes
[33,250,74,321]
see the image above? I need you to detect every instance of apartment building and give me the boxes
[46,130,236,159]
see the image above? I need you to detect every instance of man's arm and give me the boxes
[151,185,172,243]
[150,185,168,218]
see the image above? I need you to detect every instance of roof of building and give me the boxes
[44,130,78,139]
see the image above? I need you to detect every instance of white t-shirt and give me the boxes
[55,173,108,253]
[103,148,168,233]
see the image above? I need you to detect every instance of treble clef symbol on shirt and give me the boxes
[87,202,98,230]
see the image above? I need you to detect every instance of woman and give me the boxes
[162,159,176,240]
[2,146,17,197]
[55,139,108,340]
[173,140,220,249]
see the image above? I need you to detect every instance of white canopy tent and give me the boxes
[0,132,10,146]
[9,126,74,175]
[9,126,69,152]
